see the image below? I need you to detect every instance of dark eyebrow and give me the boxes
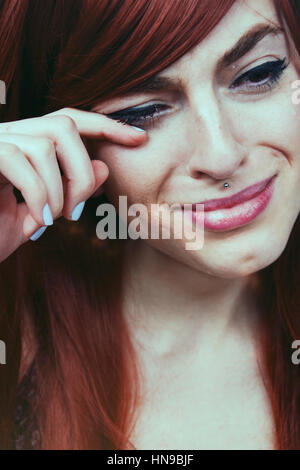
[121,75,186,96]
[216,23,283,71]
[121,23,284,96]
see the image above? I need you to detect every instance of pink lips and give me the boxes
[188,175,277,232]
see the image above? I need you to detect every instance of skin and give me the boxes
[0,108,146,262]
[89,0,300,449]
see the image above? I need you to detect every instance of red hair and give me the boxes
[0,0,299,449]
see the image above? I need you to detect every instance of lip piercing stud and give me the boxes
[224,182,230,189]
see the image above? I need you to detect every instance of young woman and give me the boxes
[0,0,299,450]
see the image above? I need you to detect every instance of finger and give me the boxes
[0,186,46,246]
[0,109,144,220]
[90,159,109,189]
[16,201,47,242]
[0,133,64,219]
[47,107,148,143]
[60,159,109,211]
[90,160,109,198]
[0,142,50,227]
[0,117,97,219]
[0,107,148,145]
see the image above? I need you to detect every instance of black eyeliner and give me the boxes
[230,57,289,89]
[106,104,166,126]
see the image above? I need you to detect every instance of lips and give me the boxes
[182,174,277,232]
[190,175,276,212]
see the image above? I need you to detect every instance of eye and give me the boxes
[105,103,170,129]
[230,57,289,94]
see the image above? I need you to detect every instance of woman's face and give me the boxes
[90,0,300,279]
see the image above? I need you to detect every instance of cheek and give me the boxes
[91,139,176,207]
[228,88,300,163]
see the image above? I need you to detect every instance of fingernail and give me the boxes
[30,226,47,241]
[42,203,53,225]
[132,126,145,132]
[71,201,85,221]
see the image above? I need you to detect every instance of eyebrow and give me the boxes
[217,23,283,70]
[121,23,284,96]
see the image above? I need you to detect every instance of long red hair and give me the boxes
[0,0,299,450]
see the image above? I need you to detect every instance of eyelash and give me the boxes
[107,103,169,129]
[106,57,289,129]
[229,57,289,92]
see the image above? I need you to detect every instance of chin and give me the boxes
[199,229,291,280]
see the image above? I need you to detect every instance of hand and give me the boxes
[0,107,147,263]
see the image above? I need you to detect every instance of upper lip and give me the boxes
[186,175,276,212]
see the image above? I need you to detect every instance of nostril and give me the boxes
[186,165,204,180]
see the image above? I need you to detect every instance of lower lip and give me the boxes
[191,176,276,232]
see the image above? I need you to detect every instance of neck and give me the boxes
[122,239,261,359]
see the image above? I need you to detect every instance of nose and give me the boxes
[186,90,246,181]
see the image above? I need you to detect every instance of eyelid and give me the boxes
[106,100,168,115]
[104,102,174,130]
[224,57,289,98]
[233,57,288,84]
[229,55,287,82]
[105,102,177,124]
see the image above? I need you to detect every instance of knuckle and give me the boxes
[60,107,73,114]
[21,174,47,202]
[0,142,20,158]
[2,123,12,133]
[36,138,55,158]
[76,176,95,197]
[56,115,77,133]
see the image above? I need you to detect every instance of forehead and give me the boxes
[93,0,285,113]
[159,0,279,76]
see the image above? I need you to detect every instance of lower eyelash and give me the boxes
[118,113,159,128]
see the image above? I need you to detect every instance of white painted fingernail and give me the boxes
[132,126,145,132]
[30,226,47,241]
[71,201,85,221]
[42,203,53,225]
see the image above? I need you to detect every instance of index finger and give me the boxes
[0,107,148,147]
[46,107,148,145]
